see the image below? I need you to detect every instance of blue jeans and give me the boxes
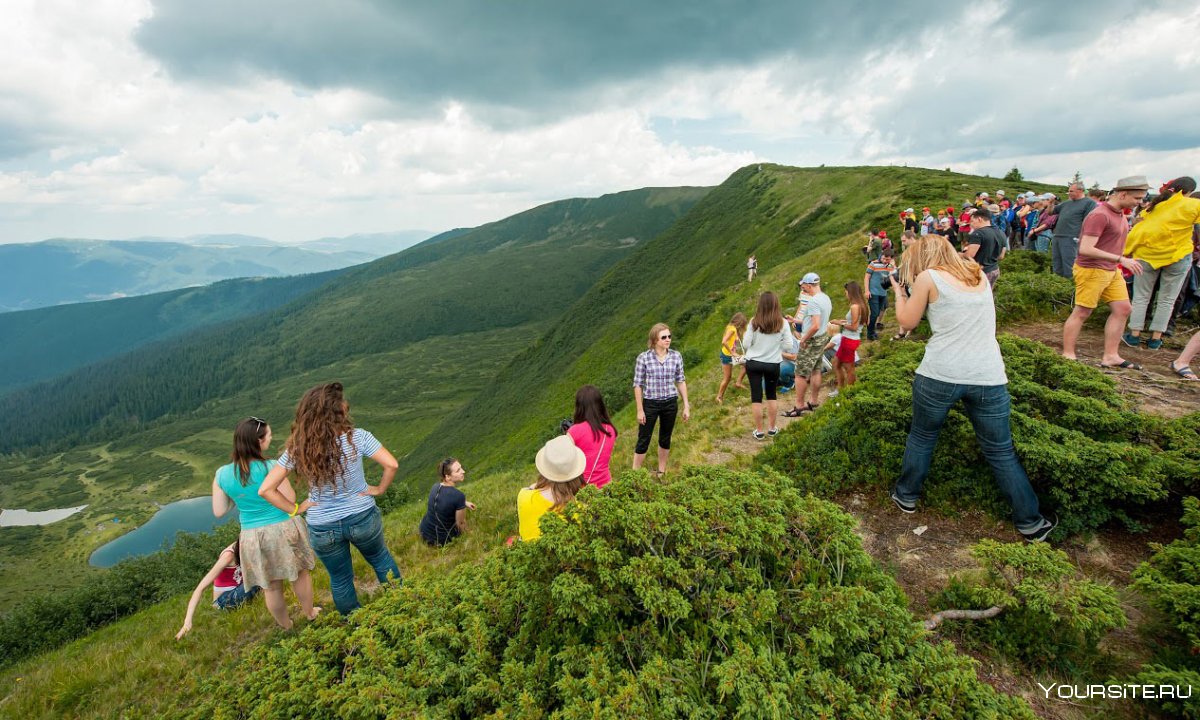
[867,294,887,339]
[307,506,401,614]
[894,374,1044,533]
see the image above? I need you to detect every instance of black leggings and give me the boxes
[635,397,678,453]
[744,359,780,403]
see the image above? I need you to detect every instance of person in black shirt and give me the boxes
[964,207,1007,286]
[418,457,475,546]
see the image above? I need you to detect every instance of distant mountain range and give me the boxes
[0,231,434,312]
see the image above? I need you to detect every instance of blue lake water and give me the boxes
[89,496,238,568]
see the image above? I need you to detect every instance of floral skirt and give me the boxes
[240,516,316,590]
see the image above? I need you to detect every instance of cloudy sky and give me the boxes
[2,0,1197,244]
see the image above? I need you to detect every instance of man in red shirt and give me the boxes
[1062,175,1150,368]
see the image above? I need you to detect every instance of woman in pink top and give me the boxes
[566,385,618,488]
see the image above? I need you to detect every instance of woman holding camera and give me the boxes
[888,235,1055,542]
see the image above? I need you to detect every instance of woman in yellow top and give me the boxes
[517,435,586,541]
[716,312,748,404]
[1123,177,1200,349]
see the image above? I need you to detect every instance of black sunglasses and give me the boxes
[660,334,672,340]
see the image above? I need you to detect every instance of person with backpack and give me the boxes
[567,385,618,488]
[418,458,476,547]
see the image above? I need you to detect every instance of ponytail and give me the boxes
[1147,177,1197,214]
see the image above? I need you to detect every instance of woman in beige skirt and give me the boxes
[211,417,321,629]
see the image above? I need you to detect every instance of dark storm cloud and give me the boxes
[135,0,1130,116]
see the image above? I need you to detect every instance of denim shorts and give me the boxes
[719,352,733,365]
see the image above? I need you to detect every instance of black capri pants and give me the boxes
[635,397,678,453]
[744,359,780,403]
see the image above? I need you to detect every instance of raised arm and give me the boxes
[891,271,934,332]
[176,548,235,640]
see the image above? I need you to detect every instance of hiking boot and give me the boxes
[890,492,917,514]
[1022,513,1058,543]
[1121,332,1141,347]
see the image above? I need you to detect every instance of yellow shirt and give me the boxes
[1125,194,1200,269]
[517,487,555,541]
[720,324,741,356]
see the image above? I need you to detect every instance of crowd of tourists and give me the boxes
[177,172,1199,638]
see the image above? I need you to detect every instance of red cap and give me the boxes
[879,230,887,237]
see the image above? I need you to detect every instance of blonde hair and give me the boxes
[898,235,983,288]
[647,323,671,349]
[533,475,584,511]
[729,312,748,336]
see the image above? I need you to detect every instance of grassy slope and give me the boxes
[0,187,709,453]
[0,325,540,606]
[404,164,1062,476]
[0,165,1078,717]
[0,269,347,395]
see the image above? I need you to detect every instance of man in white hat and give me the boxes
[783,273,831,416]
[1062,175,1149,369]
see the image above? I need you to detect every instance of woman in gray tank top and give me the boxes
[887,235,1056,542]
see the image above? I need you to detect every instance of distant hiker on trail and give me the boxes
[747,254,758,283]
[632,323,690,478]
[716,312,748,403]
[1122,177,1200,350]
[742,291,793,440]
[176,541,261,640]
[964,207,1007,286]
[1049,183,1097,278]
[517,435,585,542]
[567,385,618,488]
[1062,176,1150,369]
[1171,330,1200,381]
[888,235,1056,543]
[418,457,476,547]
[829,282,866,392]
[259,382,403,615]
[209,416,319,632]
[783,272,831,417]
[864,250,895,341]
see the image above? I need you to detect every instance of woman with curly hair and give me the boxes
[259,382,402,615]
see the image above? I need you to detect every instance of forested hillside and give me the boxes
[0,188,708,453]
[0,269,345,395]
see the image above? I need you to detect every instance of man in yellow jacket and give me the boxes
[1122,177,1200,349]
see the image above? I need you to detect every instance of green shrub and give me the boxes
[1134,497,1200,653]
[929,540,1125,671]
[755,334,1199,536]
[0,523,239,669]
[185,468,1034,719]
[992,270,1075,324]
[1124,665,1200,718]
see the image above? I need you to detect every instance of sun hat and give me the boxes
[905,207,914,213]
[987,203,1001,213]
[800,272,821,285]
[1112,175,1151,192]
[535,435,587,483]
[979,192,990,198]
[996,190,1006,196]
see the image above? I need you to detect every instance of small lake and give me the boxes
[89,496,238,568]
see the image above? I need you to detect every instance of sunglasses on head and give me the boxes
[248,416,266,430]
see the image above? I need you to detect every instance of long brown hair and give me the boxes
[728,312,748,337]
[898,235,983,288]
[231,417,270,486]
[533,475,585,511]
[286,382,355,490]
[843,282,867,326]
[751,291,784,333]
[573,385,616,442]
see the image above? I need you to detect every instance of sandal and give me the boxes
[781,407,805,417]
[799,402,821,414]
[1171,361,1198,381]
[1099,359,1142,371]
[752,430,766,440]
[767,428,779,437]
[891,332,908,341]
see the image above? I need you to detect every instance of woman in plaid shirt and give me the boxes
[632,323,691,478]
